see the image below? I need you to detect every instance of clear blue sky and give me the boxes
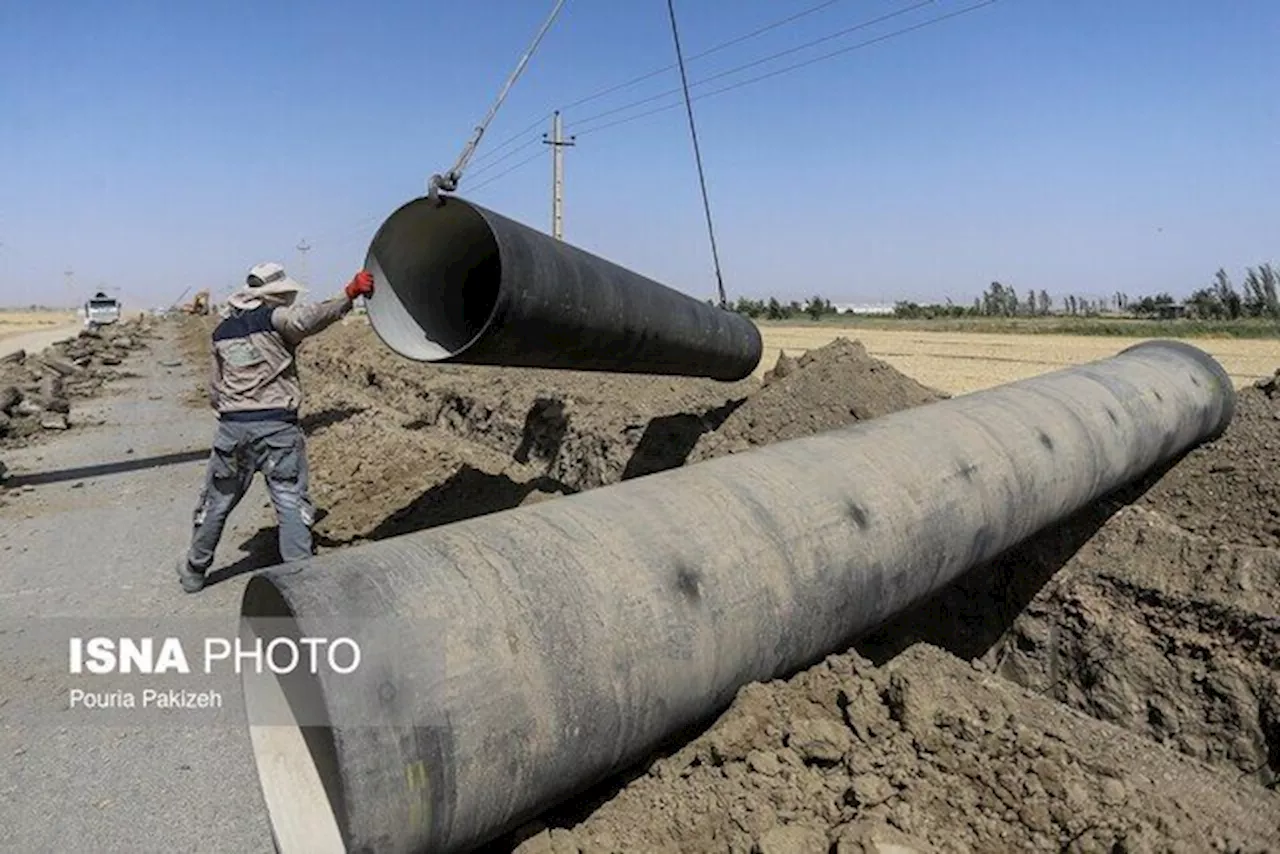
[1,0,1277,310]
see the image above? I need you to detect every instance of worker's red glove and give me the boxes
[345,271,375,301]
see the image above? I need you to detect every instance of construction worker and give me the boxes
[177,262,375,593]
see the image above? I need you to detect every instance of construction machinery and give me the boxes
[182,290,211,315]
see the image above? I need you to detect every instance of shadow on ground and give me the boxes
[5,448,209,487]
[354,466,576,544]
[205,526,283,587]
[620,399,744,480]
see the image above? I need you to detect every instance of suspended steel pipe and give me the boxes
[240,340,1233,854]
[361,195,762,381]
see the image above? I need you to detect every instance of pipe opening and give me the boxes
[240,575,347,854]
[364,198,502,361]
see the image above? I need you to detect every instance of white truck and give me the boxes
[84,292,121,328]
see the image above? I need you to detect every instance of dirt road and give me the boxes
[0,328,273,852]
[0,322,83,360]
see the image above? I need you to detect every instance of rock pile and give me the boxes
[0,318,153,440]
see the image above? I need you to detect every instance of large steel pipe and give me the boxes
[240,340,1233,853]
[361,195,763,381]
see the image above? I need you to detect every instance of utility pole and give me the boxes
[542,111,575,240]
[296,239,311,286]
[64,269,75,312]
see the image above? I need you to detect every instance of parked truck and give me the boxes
[84,292,121,328]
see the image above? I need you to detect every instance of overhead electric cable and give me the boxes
[468,0,853,167]
[570,0,938,129]
[574,0,999,138]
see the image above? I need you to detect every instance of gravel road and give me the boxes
[0,325,276,852]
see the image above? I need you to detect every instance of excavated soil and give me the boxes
[176,316,1280,851]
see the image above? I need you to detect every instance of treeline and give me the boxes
[731,295,840,320]
[727,264,1279,322]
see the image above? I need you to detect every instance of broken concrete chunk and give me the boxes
[0,386,20,414]
[0,349,24,365]
[38,355,78,376]
[40,413,69,430]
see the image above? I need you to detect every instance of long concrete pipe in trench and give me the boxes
[240,340,1234,854]
[361,195,762,381]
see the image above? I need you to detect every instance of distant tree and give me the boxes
[1243,264,1280,318]
[1214,268,1243,319]
[733,296,764,318]
[1037,289,1052,316]
[1131,292,1175,317]
[766,297,786,320]
[1186,287,1222,319]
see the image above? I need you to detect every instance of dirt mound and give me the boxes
[691,339,947,461]
[521,645,1278,854]
[299,321,759,492]
[0,317,155,446]
[1133,388,1280,548]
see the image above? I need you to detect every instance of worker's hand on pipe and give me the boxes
[345,271,375,301]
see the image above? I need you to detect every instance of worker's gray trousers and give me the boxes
[186,419,315,572]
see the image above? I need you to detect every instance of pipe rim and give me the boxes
[240,575,348,854]
[364,195,503,362]
[1118,339,1236,439]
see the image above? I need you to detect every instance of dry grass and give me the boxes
[758,325,1276,395]
[0,310,78,342]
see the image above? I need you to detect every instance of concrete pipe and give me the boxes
[361,195,762,381]
[240,340,1233,853]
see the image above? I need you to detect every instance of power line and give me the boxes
[574,0,999,138]
[563,0,850,112]
[467,0,852,168]
[465,135,546,179]
[570,0,938,130]
[667,0,727,309]
[466,149,548,194]
[465,113,554,170]
[308,0,1000,244]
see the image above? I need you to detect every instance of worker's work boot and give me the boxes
[176,557,205,594]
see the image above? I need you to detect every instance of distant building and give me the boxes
[831,303,896,316]
[1155,303,1188,319]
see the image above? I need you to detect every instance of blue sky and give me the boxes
[1,0,1276,310]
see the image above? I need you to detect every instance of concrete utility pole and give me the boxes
[296,239,311,286]
[64,269,75,312]
[542,111,575,240]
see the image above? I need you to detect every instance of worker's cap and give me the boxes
[245,262,304,297]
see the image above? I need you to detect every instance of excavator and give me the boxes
[181,290,211,315]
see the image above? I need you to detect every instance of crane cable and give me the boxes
[666,0,728,310]
[427,0,567,204]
